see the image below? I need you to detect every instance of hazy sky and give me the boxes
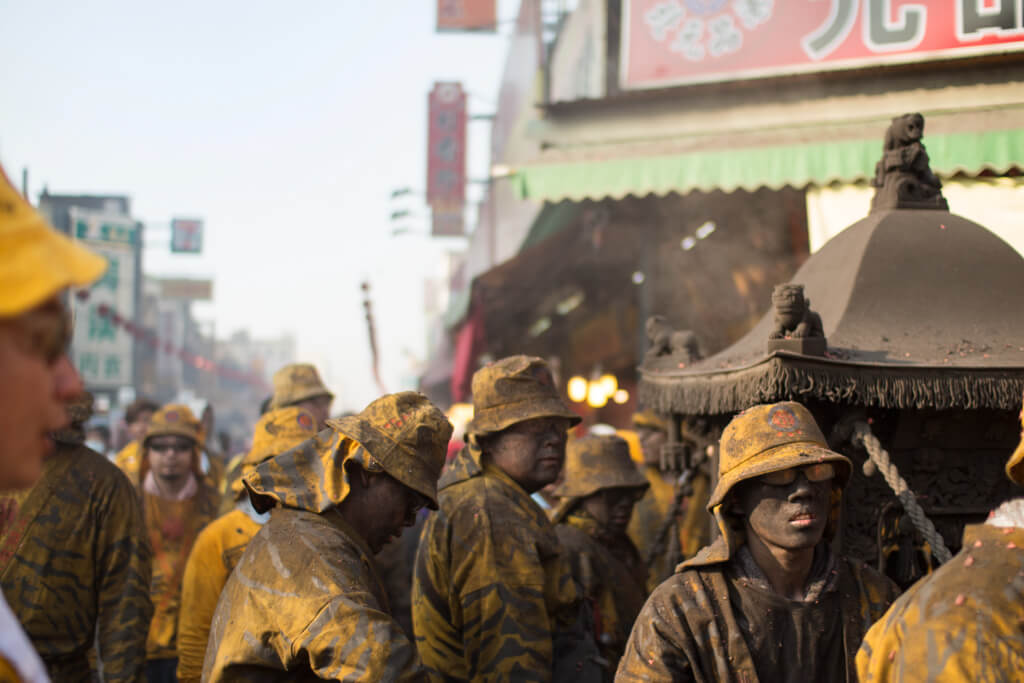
[1,0,515,410]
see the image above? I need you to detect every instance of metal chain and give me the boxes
[851,421,953,564]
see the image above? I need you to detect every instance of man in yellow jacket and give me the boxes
[551,434,649,670]
[856,404,1024,681]
[138,405,219,682]
[175,406,317,682]
[0,163,106,682]
[203,391,451,681]
[413,356,602,682]
[618,402,899,682]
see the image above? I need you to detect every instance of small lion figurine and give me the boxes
[644,316,702,365]
[769,285,824,340]
[871,113,947,211]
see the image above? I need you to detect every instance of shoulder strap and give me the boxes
[836,558,870,683]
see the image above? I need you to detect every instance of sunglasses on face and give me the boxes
[148,440,193,454]
[507,418,571,437]
[758,462,836,487]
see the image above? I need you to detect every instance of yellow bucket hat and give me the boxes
[551,434,649,522]
[269,363,334,409]
[140,404,203,480]
[0,165,107,316]
[682,401,850,568]
[230,406,318,500]
[143,404,202,446]
[707,401,851,510]
[616,428,645,465]
[245,391,452,513]
[465,355,580,437]
[1006,395,1024,486]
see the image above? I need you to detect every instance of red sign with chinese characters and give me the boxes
[437,0,497,32]
[622,0,1024,90]
[426,82,467,212]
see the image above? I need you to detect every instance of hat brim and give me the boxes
[466,397,582,436]
[274,389,334,410]
[707,441,852,510]
[329,417,441,510]
[143,429,199,446]
[2,223,107,317]
[552,473,650,500]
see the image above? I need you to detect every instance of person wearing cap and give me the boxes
[268,362,334,429]
[617,401,899,682]
[175,406,318,683]
[0,164,106,682]
[138,404,219,683]
[113,397,159,482]
[0,392,152,682]
[856,403,1024,682]
[551,435,649,670]
[413,355,602,682]
[203,391,451,681]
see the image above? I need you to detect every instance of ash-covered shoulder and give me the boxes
[439,473,546,537]
[988,497,1024,529]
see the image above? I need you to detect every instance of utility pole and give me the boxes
[361,281,388,395]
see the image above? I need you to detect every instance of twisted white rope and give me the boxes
[852,421,953,564]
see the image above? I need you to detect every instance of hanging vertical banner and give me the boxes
[437,0,497,32]
[171,217,204,253]
[426,82,467,236]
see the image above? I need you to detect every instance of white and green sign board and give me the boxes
[69,207,138,389]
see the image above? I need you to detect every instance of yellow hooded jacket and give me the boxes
[412,441,585,682]
[856,521,1024,682]
[176,407,317,682]
[202,430,426,682]
[114,440,142,481]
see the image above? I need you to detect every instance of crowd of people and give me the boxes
[2,160,1023,683]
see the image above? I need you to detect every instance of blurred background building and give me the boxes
[38,190,291,449]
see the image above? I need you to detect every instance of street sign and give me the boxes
[69,207,138,389]
[158,278,213,301]
[171,217,204,253]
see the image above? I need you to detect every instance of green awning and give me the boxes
[513,127,1024,202]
